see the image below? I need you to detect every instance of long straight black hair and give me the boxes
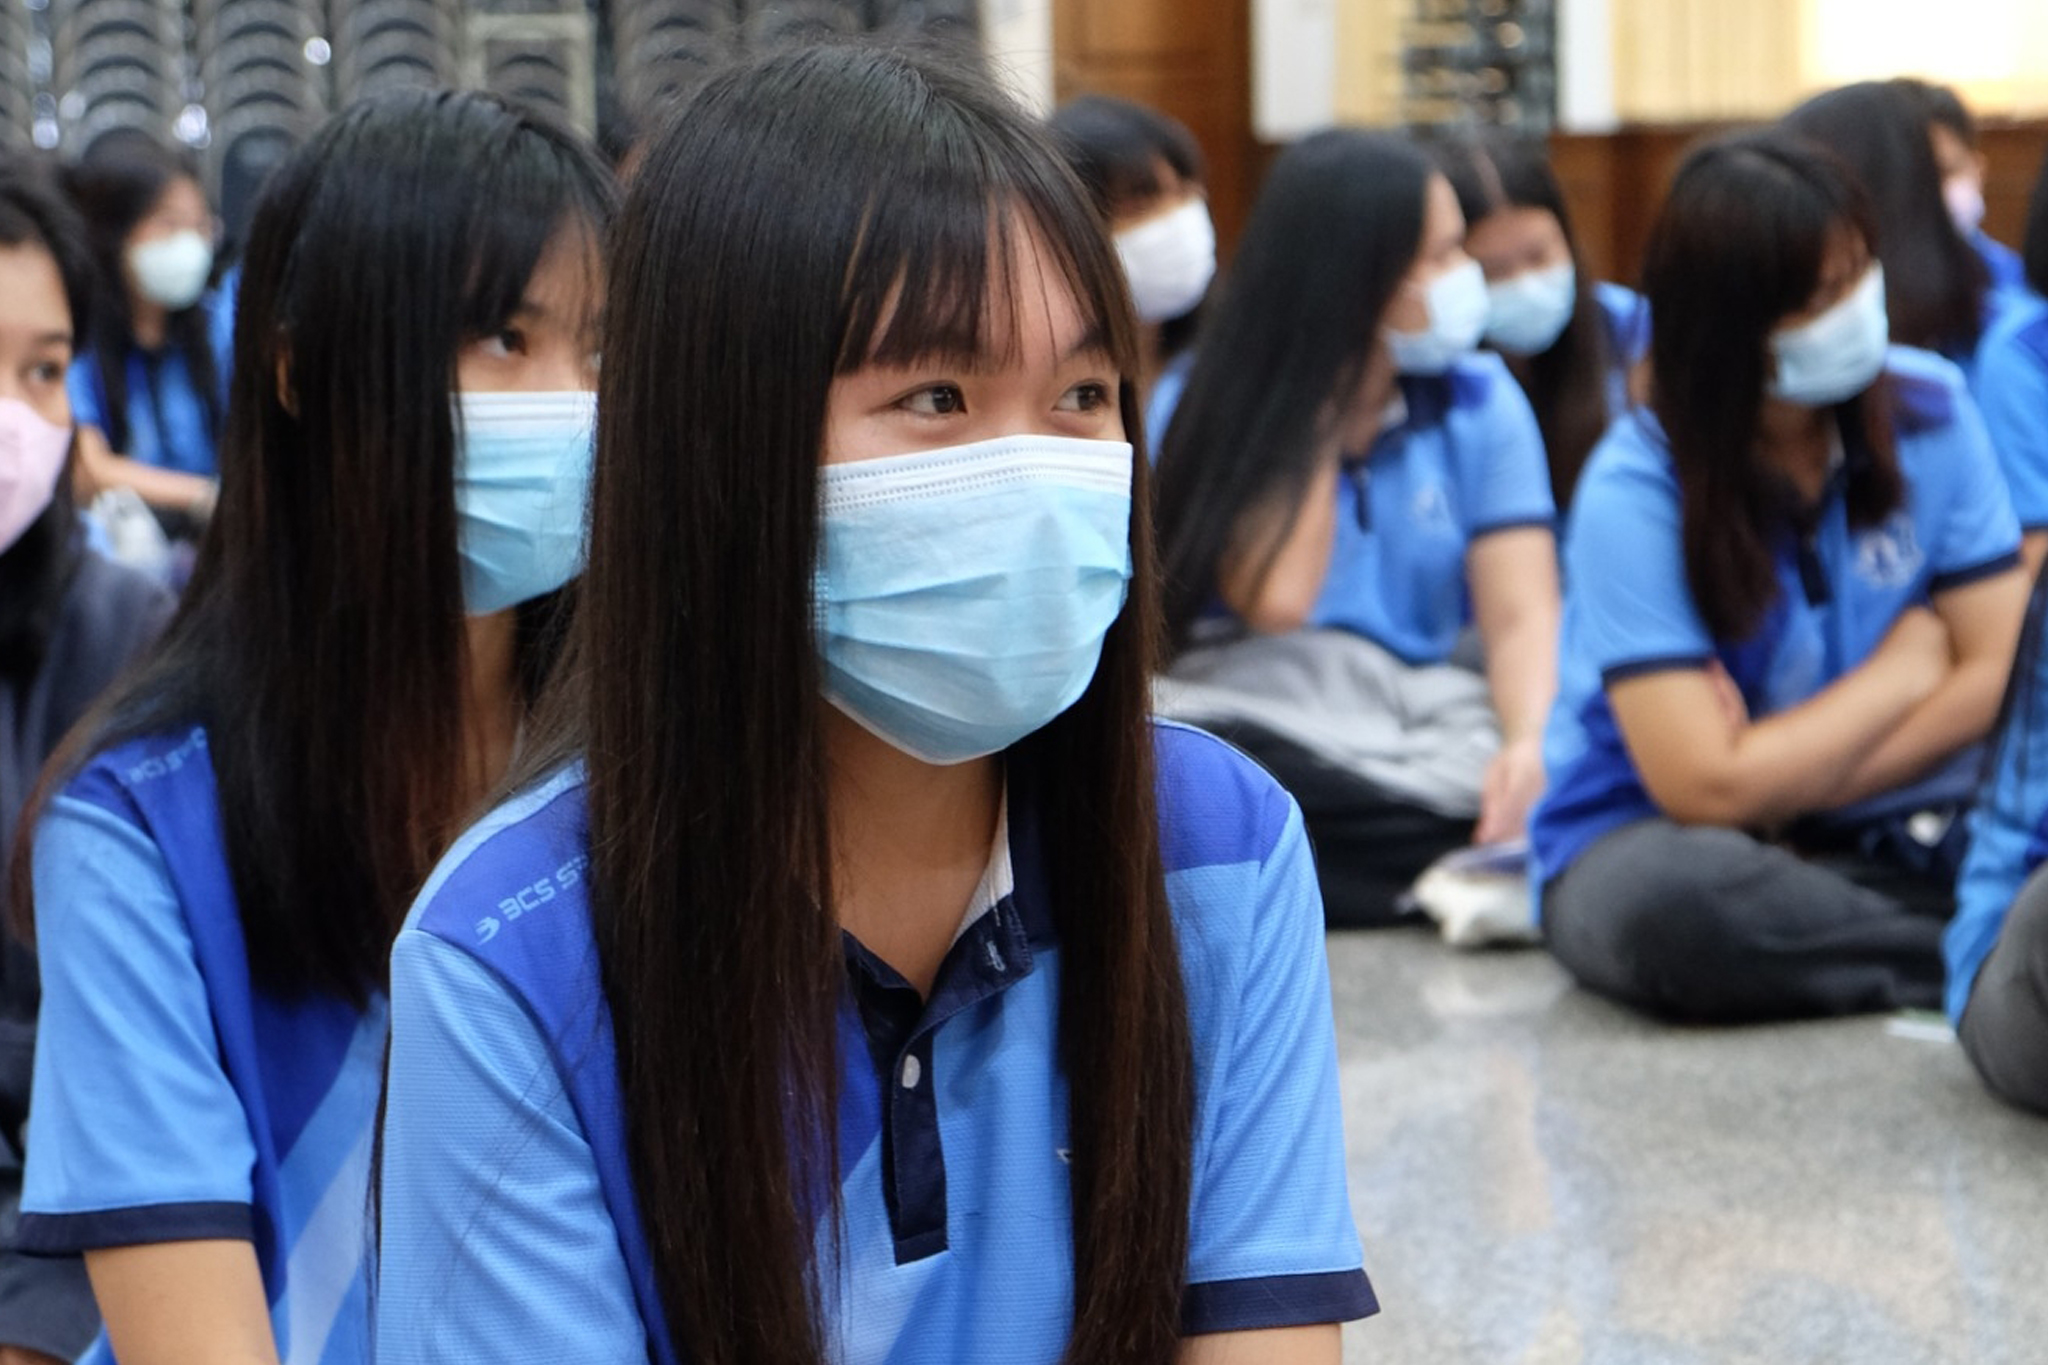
[59,132,222,458]
[1435,131,1618,509]
[0,153,93,679]
[24,90,615,1002]
[1783,82,1990,359]
[1642,130,1904,642]
[1154,130,1434,646]
[514,41,1194,1365]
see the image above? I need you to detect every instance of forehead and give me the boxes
[0,242,71,333]
[519,223,604,323]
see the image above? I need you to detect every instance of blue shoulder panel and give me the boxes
[1152,720,1296,875]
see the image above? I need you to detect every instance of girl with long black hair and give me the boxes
[1531,131,2027,1024]
[1782,82,2014,377]
[1151,130,1560,927]
[0,153,172,1365]
[15,91,613,1363]
[1434,132,1649,512]
[376,44,1372,1365]
[59,132,230,526]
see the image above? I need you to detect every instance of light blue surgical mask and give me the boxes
[816,433,1134,765]
[1385,258,1490,376]
[452,390,596,615]
[1484,261,1577,355]
[1769,266,1889,408]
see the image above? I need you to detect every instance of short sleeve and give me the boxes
[1182,803,1375,1334]
[1454,355,1555,537]
[1974,314,2048,533]
[1923,378,2023,589]
[20,796,257,1248]
[1563,431,1715,682]
[376,929,644,1365]
[63,359,103,434]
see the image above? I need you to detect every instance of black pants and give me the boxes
[1200,718,1474,929]
[1958,862,2048,1114]
[1543,819,1949,1023]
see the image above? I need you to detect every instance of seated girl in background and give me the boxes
[1893,77,2028,293]
[0,153,173,1365]
[1784,82,2017,381]
[16,91,612,1363]
[60,133,232,530]
[375,44,1372,1365]
[1531,131,2027,1023]
[1048,93,1213,415]
[1971,143,2048,571]
[1153,130,1559,927]
[1434,132,1649,514]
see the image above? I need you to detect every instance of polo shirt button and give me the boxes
[900,1055,923,1089]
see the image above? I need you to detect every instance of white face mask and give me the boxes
[126,230,214,311]
[1944,177,1986,238]
[1115,199,1216,325]
[1483,261,1577,356]
[1384,258,1489,376]
[1769,266,1890,408]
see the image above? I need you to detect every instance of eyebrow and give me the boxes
[1061,323,1112,364]
[32,331,72,348]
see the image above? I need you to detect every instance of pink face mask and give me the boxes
[0,399,71,553]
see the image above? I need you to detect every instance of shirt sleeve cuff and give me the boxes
[1599,653,1714,685]
[16,1201,253,1256]
[1929,548,2023,593]
[1181,1268,1379,1335]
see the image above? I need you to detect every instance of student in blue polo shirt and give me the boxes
[60,133,233,527]
[1895,78,2030,293]
[17,92,613,1363]
[1784,83,2019,382]
[1531,130,2028,1023]
[1972,145,2048,572]
[1151,130,1559,926]
[375,46,1372,1365]
[1434,131,1649,513]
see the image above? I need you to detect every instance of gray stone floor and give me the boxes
[1329,929,2048,1365]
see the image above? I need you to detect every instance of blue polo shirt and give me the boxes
[1594,280,1649,421]
[1974,291,2048,532]
[1308,352,1553,663]
[1974,231,2026,293]
[20,728,383,1365]
[66,283,234,477]
[1529,346,2021,892]
[1950,631,2048,1023]
[375,723,1374,1363]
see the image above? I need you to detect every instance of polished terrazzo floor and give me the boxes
[1329,930,2048,1365]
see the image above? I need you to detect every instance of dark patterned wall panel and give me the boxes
[47,0,186,149]
[609,0,738,112]
[330,0,457,102]
[0,0,32,148]
[195,0,330,234]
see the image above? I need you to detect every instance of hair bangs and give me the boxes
[456,129,616,339]
[834,127,1136,384]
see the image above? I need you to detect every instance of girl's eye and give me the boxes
[901,384,965,416]
[481,328,526,359]
[1056,381,1113,414]
[28,361,63,386]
